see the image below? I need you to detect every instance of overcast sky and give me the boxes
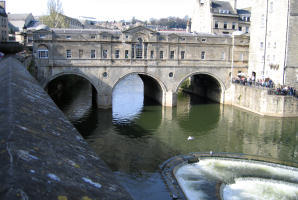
[6,0,252,21]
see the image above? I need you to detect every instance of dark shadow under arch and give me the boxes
[177,73,223,103]
[45,74,98,109]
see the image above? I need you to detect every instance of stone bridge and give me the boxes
[33,26,249,108]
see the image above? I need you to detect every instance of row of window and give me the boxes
[63,49,188,60]
[37,49,247,61]
[260,41,277,49]
[214,21,249,32]
[38,49,211,60]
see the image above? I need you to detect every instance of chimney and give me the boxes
[0,0,5,10]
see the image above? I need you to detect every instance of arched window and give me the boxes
[37,45,48,59]
[136,38,143,59]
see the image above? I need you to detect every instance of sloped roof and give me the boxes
[0,6,7,17]
[211,1,237,15]
[237,8,251,15]
[52,28,121,35]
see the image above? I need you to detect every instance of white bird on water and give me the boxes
[187,136,194,141]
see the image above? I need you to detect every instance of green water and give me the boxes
[56,74,298,200]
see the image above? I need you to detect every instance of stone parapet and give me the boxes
[0,57,132,200]
[232,84,298,117]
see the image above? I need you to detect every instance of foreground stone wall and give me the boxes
[232,84,298,117]
[0,57,131,200]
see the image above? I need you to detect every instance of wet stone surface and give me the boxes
[0,57,132,200]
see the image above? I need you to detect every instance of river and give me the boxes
[54,74,298,200]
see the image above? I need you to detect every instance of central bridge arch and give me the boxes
[112,72,168,106]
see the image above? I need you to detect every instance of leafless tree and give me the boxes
[40,0,68,28]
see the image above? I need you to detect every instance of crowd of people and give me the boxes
[232,75,297,98]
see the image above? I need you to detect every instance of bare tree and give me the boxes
[40,0,69,28]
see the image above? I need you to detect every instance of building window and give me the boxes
[79,49,83,58]
[214,21,219,29]
[66,50,72,58]
[201,38,207,42]
[240,53,244,61]
[224,22,228,29]
[115,50,120,59]
[125,50,129,59]
[91,50,96,58]
[270,1,274,13]
[39,34,46,39]
[90,35,96,39]
[144,44,147,59]
[66,35,71,39]
[160,51,163,59]
[136,38,143,59]
[170,51,174,59]
[38,50,48,59]
[232,23,236,30]
[150,50,154,59]
[260,42,264,49]
[201,51,205,60]
[131,44,135,59]
[181,51,185,59]
[102,49,107,58]
[239,26,242,31]
[245,26,249,33]
[221,52,225,60]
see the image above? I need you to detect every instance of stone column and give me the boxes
[96,93,112,109]
[163,91,177,107]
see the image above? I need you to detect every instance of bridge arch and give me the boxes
[43,71,100,107]
[113,72,168,105]
[43,71,99,94]
[176,72,226,103]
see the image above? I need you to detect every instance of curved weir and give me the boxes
[161,154,298,200]
[221,178,298,200]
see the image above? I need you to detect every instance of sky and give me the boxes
[6,0,252,21]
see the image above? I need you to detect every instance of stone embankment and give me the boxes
[231,84,298,117]
[0,57,132,200]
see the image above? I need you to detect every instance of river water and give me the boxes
[55,74,298,200]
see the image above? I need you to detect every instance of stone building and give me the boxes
[33,26,248,74]
[192,0,250,35]
[248,0,298,88]
[0,0,8,42]
[32,26,249,107]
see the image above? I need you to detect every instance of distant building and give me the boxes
[192,0,251,35]
[248,0,298,87]
[0,0,8,42]
[8,13,36,32]
[8,13,37,43]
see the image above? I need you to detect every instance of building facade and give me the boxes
[248,0,298,87]
[192,0,250,35]
[32,26,249,107]
[0,0,8,42]
[33,26,248,74]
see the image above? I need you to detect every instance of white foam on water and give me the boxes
[223,178,298,200]
[174,158,298,200]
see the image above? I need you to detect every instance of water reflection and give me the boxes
[52,74,298,200]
